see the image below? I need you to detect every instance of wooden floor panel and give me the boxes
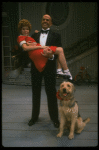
[2,83,98,147]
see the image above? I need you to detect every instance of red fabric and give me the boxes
[56,90,63,100]
[17,36,57,72]
[56,90,70,101]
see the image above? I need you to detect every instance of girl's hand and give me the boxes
[27,41,37,46]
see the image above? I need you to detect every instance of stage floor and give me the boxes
[2,83,98,147]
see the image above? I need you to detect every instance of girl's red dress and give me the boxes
[17,36,57,72]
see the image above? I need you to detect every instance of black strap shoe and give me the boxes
[28,118,38,126]
[53,121,60,128]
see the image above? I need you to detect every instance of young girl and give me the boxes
[17,19,72,80]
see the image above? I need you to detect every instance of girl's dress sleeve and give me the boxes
[17,36,27,47]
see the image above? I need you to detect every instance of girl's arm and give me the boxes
[27,41,37,46]
[22,43,48,51]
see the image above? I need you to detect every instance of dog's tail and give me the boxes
[83,117,90,124]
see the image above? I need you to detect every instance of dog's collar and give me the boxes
[56,90,70,101]
[56,90,63,100]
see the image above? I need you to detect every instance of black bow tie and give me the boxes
[41,30,49,34]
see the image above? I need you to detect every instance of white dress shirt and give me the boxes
[40,28,54,60]
[40,28,50,46]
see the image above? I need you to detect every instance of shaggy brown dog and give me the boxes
[56,81,90,139]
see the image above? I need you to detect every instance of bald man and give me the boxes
[28,14,62,128]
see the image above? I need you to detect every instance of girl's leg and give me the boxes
[57,60,62,69]
[55,47,68,70]
[55,47,72,80]
[57,60,64,76]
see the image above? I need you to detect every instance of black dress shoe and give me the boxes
[53,121,60,128]
[68,78,74,83]
[28,119,38,126]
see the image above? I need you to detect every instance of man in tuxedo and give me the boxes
[28,14,62,128]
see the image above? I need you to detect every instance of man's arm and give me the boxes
[31,32,54,59]
[49,33,62,60]
[31,31,62,59]
[54,33,62,47]
[41,33,62,59]
[31,32,38,40]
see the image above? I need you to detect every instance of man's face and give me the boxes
[41,14,52,30]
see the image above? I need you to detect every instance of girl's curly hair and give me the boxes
[18,19,32,34]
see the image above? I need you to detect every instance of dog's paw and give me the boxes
[76,129,82,134]
[68,134,74,140]
[57,133,62,138]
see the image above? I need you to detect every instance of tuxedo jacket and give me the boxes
[31,30,62,73]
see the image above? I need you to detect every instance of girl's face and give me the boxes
[21,26,29,36]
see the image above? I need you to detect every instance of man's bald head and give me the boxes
[41,14,52,30]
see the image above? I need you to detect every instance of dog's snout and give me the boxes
[63,88,66,93]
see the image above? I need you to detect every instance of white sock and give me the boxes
[63,69,69,73]
[64,69,72,80]
[57,69,62,72]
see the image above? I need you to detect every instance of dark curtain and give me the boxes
[2,2,19,49]
[2,2,32,68]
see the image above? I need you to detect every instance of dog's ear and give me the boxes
[73,84,76,92]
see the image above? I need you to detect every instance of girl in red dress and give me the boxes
[17,19,72,79]
[17,35,57,72]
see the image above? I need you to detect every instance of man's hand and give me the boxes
[35,30,39,33]
[41,47,53,58]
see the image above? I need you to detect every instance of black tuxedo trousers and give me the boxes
[30,30,62,122]
[31,62,58,122]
